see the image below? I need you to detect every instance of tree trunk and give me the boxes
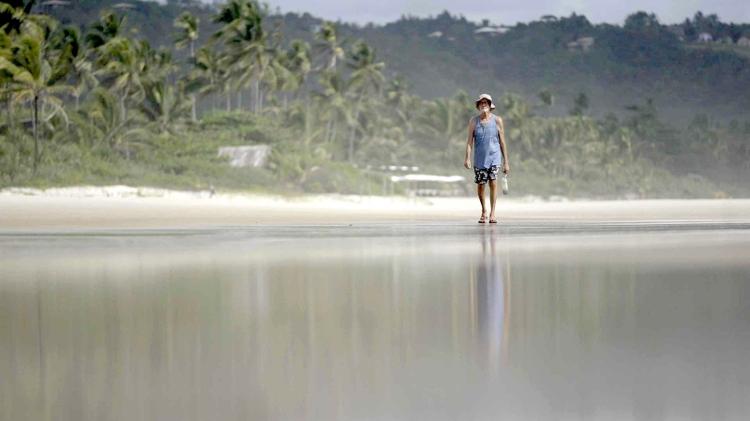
[190,94,197,123]
[237,90,242,110]
[348,109,361,163]
[253,79,260,113]
[32,94,39,175]
[119,94,127,124]
[4,83,12,130]
[348,127,354,163]
[225,92,231,112]
[324,119,332,144]
[304,103,311,145]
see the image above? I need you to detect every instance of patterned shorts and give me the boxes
[474,165,499,185]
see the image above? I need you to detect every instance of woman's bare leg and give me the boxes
[489,180,498,221]
[477,184,486,221]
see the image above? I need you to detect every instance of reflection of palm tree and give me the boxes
[471,229,510,371]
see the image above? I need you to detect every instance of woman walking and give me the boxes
[464,94,510,223]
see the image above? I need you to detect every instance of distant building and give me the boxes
[474,26,507,36]
[40,0,70,6]
[698,32,713,43]
[112,3,137,11]
[218,145,270,168]
[737,36,750,47]
[567,37,595,52]
[39,0,69,13]
[427,31,443,38]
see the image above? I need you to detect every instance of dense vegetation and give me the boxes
[337,11,750,123]
[1,0,748,198]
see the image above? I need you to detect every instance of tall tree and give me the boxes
[186,46,229,111]
[282,39,311,100]
[94,37,146,123]
[212,0,266,112]
[345,40,384,161]
[314,22,343,71]
[1,16,71,173]
[51,26,96,109]
[174,11,199,121]
[85,12,125,49]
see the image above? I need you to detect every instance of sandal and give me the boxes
[489,219,498,224]
[478,213,487,224]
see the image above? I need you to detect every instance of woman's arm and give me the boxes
[496,116,509,174]
[464,118,475,169]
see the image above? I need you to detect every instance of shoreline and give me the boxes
[2,186,750,230]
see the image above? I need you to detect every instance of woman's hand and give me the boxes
[502,163,510,174]
[464,158,472,169]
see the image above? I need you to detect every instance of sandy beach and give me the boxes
[1,185,749,230]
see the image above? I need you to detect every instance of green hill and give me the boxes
[286,11,750,123]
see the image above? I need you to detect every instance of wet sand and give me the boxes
[2,221,749,420]
[1,187,749,230]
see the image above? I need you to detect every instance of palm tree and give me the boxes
[174,11,199,58]
[347,41,385,95]
[416,94,469,163]
[78,87,147,156]
[1,28,14,130]
[85,12,125,49]
[94,37,154,124]
[0,1,35,35]
[345,40,384,161]
[212,0,266,113]
[141,80,191,134]
[314,22,344,71]
[281,39,311,104]
[314,70,350,150]
[260,48,295,110]
[174,11,199,122]
[51,26,97,109]
[185,46,227,111]
[1,17,72,174]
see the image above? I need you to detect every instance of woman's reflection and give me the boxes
[471,229,510,371]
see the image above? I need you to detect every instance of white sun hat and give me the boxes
[475,93,496,109]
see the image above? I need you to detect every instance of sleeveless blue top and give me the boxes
[473,114,502,169]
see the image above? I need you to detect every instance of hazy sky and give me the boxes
[255,0,750,26]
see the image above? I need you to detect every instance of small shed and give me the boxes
[698,32,713,43]
[217,145,271,168]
